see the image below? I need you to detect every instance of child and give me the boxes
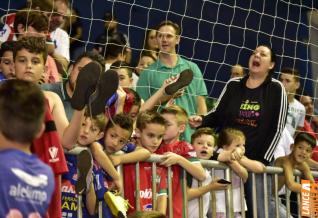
[271,132,316,218]
[187,128,229,218]
[123,111,168,215]
[0,41,15,80]
[110,60,133,88]
[13,36,118,218]
[157,105,206,218]
[0,79,54,216]
[215,128,265,218]
[62,111,120,217]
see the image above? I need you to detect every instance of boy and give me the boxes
[0,79,54,216]
[123,111,168,215]
[272,132,316,217]
[0,41,15,80]
[279,68,306,137]
[110,60,133,88]
[13,36,118,217]
[158,105,206,218]
[187,128,229,218]
[62,111,120,217]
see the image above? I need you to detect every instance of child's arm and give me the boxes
[217,146,245,162]
[187,179,229,200]
[281,159,302,193]
[90,142,122,191]
[85,182,97,216]
[238,156,265,173]
[160,152,206,181]
[306,158,318,170]
[156,194,167,215]
[296,162,314,182]
[109,146,151,166]
[227,160,248,183]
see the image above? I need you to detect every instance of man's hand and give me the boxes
[189,115,203,128]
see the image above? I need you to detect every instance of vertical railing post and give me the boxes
[167,166,173,218]
[151,162,157,210]
[135,162,140,211]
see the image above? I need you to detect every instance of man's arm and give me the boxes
[196,96,207,115]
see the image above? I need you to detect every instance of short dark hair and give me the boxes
[14,36,47,63]
[105,113,134,135]
[136,110,166,131]
[191,127,216,144]
[280,67,300,82]
[14,10,49,37]
[0,79,45,143]
[110,61,133,78]
[294,132,316,149]
[0,41,16,58]
[73,51,106,72]
[156,20,181,35]
[257,45,276,76]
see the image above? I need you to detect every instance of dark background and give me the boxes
[1,0,317,99]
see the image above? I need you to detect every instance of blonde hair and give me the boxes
[217,128,245,148]
[160,105,188,125]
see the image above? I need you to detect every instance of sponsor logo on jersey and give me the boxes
[11,168,48,187]
[49,146,60,163]
[143,204,152,211]
[139,189,152,199]
[9,183,48,204]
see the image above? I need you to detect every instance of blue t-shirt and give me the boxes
[0,149,54,217]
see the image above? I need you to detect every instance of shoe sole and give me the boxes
[71,62,101,110]
[75,150,92,194]
[164,69,194,95]
[88,69,119,116]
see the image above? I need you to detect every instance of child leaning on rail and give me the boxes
[123,111,168,216]
[187,127,230,218]
[62,110,120,217]
[270,132,316,218]
[214,128,265,218]
[157,105,206,218]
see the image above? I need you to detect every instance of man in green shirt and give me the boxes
[137,20,207,142]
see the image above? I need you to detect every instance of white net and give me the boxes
[1,0,317,108]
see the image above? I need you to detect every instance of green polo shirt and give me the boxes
[136,56,207,142]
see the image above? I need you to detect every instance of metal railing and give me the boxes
[64,150,318,218]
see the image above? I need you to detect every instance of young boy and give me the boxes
[123,111,168,215]
[13,36,118,218]
[0,79,54,216]
[158,105,206,218]
[0,41,15,80]
[62,111,120,217]
[272,132,316,217]
[110,60,133,88]
[279,68,306,137]
[187,127,229,218]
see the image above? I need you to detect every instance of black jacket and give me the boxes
[202,75,288,164]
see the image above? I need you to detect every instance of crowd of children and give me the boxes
[0,1,318,218]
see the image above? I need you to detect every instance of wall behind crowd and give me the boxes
[1,0,316,99]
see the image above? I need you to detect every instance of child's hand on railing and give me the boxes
[160,152,181,167]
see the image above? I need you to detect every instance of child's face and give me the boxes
[104,125,131,154]
[161,113,183,143]
[128,104,140,121]
[292,141,313,163]
[135,56,155,74]
[77,117,104,146]
[224,136,245,152]
[193,134,215,160]
[116,68,132,88]
[137,123,165,153]
[14,48,45,83]
[0,51,15,79]
[280,73,299,94]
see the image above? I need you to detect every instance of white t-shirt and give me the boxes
[188,169,212,218]
[273,127,294,160]
[286,99,306,137]
[50,27,70,61]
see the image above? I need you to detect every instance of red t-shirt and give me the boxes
[155,141,199,218]
[31,100,68,218]
[124,162,167,214]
